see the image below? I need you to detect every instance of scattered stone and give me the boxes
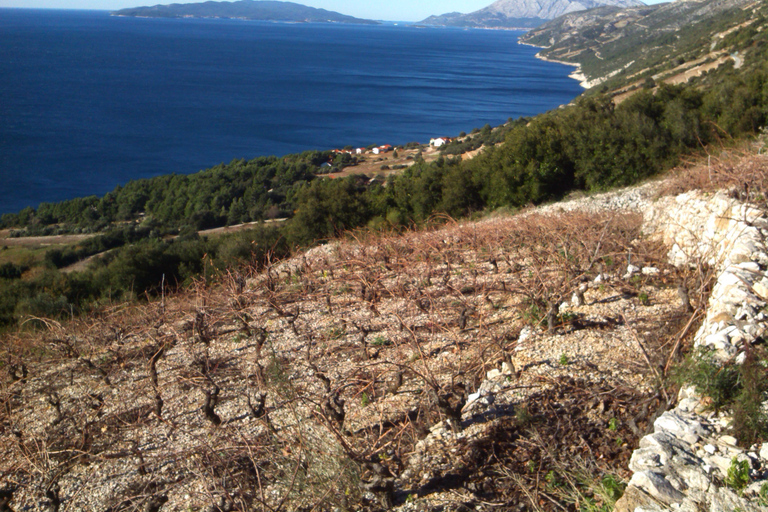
[760,443,768,460]
[624,264,641,279]
[486,368,501,379]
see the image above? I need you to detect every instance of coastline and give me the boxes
[518,39,590,89]
[536,53,590,89]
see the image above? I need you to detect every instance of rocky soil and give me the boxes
[2,154,768,512]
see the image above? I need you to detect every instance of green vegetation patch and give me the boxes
[672,347,768,446]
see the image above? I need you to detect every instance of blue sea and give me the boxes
[0,9,583,215]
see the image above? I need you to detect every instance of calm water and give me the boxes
[0,9,583,214]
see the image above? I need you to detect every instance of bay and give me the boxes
[0,9,583,215]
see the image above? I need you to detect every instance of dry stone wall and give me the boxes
[616,190,768,512]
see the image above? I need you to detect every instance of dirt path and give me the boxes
[0,230,95,247]
[197,218,287,237]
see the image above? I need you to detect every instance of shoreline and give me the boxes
[536,53,590,88]
[517,38,590,89]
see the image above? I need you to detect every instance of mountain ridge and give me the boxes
[112,0,379,24]
[419,0,645,29]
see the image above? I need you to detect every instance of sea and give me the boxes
[0,9,583,215]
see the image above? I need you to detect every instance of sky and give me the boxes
[0,0,498,21]
[0,0,671,21]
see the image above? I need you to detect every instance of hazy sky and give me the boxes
[0,0,498,21]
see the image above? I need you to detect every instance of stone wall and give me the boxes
[616,190,768,512]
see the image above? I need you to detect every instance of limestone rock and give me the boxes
[629,471,686,504]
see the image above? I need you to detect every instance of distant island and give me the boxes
[112,0,379,25]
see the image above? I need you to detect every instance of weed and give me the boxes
[265,351,289,391]
[545,470,561,490]
[671,346,768,445]
[522,299,544,326]
[758,482,768,506]
[561,471,626,512]
[326,326,346,340]
[608,417,618,432]
[600,475,625,501]
[638,291,650,306]
[371,336,391,347]
[559,353,570,366]
[361,392,370,407]
[335,284,351,295]
[515,406,533,426]
[731,347,768,446]
[671,347,739,411]
[725,457,750,492]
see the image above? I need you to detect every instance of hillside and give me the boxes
[112,0,379,24]
[4,0,768,507]
[519,0,765,92]
[419,0,643,29]
[3,146,768,511]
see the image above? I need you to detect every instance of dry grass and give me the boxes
[659,141,768,201]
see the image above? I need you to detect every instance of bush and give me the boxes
[0,262,22,280]
[15,292,71,319]
[725,457,751,492]
[671,348,740,410]
[672,347,768,445]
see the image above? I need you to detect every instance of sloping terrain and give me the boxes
[520,0,765,92]
[2,165,720,511]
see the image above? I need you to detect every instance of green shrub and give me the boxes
[0,262,22,280]
[730,347,768,446]
[672,347,768,446]
[671,348,740,411]
[725,457,750,492]
[371,336,391,347]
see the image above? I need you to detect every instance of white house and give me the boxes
[430,137,450,147]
